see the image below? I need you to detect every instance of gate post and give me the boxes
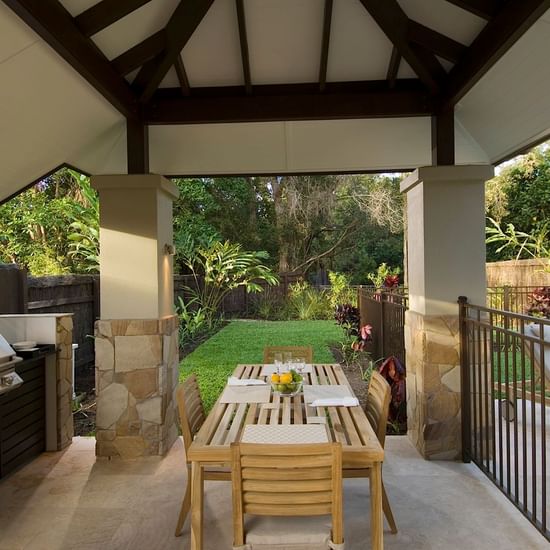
[458,296,471,463]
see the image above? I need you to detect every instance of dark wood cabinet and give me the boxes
[0,357,46,479]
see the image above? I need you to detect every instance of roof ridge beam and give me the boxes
[2,0,138,118]
[442,0,550,109]
[408,19,466,63]
[132,0,216,103]
[358,0,444,94]
[75,0,153,37]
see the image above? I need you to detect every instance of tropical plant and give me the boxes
[486,217,549,271]
[177,236,279,316]
[366,263,401,288]
[526,287,550,319]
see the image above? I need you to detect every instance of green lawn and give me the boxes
[179,320,342,411]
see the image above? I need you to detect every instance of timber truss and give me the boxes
[3,0,550,168]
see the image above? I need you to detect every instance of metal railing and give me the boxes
[459,297,549,541]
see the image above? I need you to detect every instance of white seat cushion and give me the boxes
[242,515,334,549]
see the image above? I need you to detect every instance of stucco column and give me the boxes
[91,175,180,458]
[401,165,493,460]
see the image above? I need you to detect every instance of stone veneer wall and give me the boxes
[94,316,179,458]
[405,311,462,460]
[56,315,74,450]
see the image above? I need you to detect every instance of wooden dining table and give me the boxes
[187,363,385,550]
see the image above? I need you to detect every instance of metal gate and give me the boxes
[459,297,549,541]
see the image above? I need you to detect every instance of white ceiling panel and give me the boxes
[0,39,123,201]
[91,0,179,60]
[397,59,416,79]
[458,10,550,163]
[0,4,38,64]
[181,0,243,88]
[246,0,324,85]
[159,66,179,88]
[399,0,486,46]
[327,0,393,82]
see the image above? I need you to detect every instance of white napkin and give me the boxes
[309,397,359,407]
[228,376,267,386]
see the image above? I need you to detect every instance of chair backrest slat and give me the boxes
[231,442,343,546]
[263,346,313,364]
[365,371,391,446]
[176,375,206,453]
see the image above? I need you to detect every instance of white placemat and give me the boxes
[241,424,329,444]
[261,364,313,376]
[303,384,354,403]
[228,376,267,386]
[220,385,271,404]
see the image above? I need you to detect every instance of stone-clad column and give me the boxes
[92,174,179,458]
[401,165,493,459]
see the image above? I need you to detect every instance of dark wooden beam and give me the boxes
[174,54,191,96]
[386,47,401,89]
[431,109,455,165]
[75,0,152,37]
[145,81,434,124]
[235,0,252,94]
[133,0,216,103]
[444,0,500,20]
[358,0,444,94]
[127,118,149,173]
[408,19,466,63]
[2,0,138,118]
[442,0,550,109]
[319,0,333,92]
[112,31,165,76]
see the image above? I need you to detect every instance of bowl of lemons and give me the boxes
[270,369,303,397]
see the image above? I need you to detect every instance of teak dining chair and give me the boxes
[344,371,397,534]
[263,345,313,364]
[174,375,231,537]
[231,442,344,550]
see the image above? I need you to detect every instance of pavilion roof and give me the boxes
[1,0,550,201]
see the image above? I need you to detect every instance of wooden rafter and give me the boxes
[127,118,149,173]
[2,0,137,118]
[144,81,434,124]
[235,0,252,94]
[444,0,500,20]
[112,31,165,76]
[132,0,215,103]
[75,0,152,37]
[358,0,444,94]
[442,0,550,109]
[408,20,466,64]
[174,54,191,96]
[386,47,401,89]
[319,0,333,92]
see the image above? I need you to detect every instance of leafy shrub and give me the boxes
[176,296,222,349]
[288,282,330,320]
[250,288,291,321]
[526,287,550,319]
[327,271,357,309]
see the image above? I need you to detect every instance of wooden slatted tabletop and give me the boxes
[187,363,384,550]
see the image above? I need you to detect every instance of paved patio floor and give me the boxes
[0,436,547,550]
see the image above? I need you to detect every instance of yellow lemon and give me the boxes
[279,372,292,385]
[270,373,280,383]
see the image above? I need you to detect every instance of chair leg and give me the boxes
[175,468,192,537]
[382,481,397,534]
